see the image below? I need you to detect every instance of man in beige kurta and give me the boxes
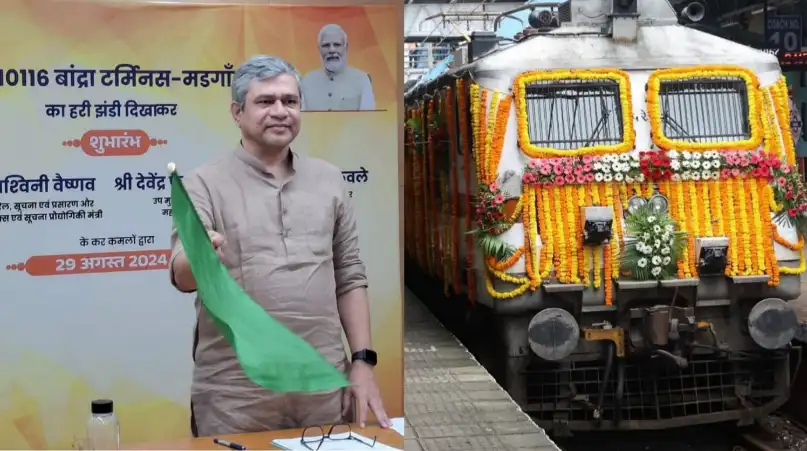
[301,23,375,111]
[169,54,388,436]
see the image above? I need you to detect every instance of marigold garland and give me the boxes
[578,185,588,286]
[773,227,805,251]
[673,179,692,278]
[565,185,580,283]
[748,178,764,274]
[524,185,541,289]
[647,66,764,152]
[725,177,740,276]
[539,186,554,278]
[417,103,429,271]
[686,180,700,276]
[424,99,436,276]
[592,247,602,289]
[529,198,541,289]
[603,242,613,306]
[513,69,635,157]
[780,250,807,275]
[485,268,530,299]
[440,173,451,294]
[446,67,807,305]
[444,86,461,295]
[508,198,523,223]
[710,179,724,236]
[473,86,488,184]
[604,183,619,284]
[488,247,524,270]
[763,88,787,163]
[554,185,568,282]
[433,100,443,279]
[769,76,797,166]
[463,81,478,302]
[484,90,500,183]
[435,93,447,283]
[700,181,713,236]
[737,177,752,274]
[761,179,781,285]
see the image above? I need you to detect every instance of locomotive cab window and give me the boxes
[523,78,624,151]
[657,78,750,145]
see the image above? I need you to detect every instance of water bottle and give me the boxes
[86,399,120,450]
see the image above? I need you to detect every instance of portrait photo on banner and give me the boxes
[249,6,389,113]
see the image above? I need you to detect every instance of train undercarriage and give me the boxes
[406,257,803,435]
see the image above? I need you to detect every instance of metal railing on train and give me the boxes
[404,45,453,81]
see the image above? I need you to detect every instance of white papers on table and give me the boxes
[390,417,404,437]
[271,431,402,450]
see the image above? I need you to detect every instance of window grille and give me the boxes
[524,79,624,151]
[658,78,750,144]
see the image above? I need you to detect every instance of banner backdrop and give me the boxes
[0,0,402,448]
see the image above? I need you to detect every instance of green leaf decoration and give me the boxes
[475,232,516,261]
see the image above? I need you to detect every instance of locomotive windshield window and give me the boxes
[524,78,623,151]
[658,78,750,144]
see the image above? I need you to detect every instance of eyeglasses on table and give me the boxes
[300,423,377,450]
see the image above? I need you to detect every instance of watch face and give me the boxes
[354,349,378,366]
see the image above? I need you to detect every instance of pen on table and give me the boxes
[213,438,247,450]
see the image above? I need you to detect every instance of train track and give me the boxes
[553,416,807,450]
[736,414,807,451]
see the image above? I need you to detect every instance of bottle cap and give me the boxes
[91,399,114,414]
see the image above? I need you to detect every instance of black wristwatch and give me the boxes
[351,349,378,367]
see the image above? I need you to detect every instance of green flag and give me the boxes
[169,165,349,392]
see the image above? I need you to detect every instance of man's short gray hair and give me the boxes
[231,55,302,110]
[318,23,347,46]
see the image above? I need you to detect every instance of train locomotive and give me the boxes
[403,0,806,435]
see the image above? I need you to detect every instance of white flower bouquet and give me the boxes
[620,203,688,280]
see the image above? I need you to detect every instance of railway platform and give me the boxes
[402,288,561,451]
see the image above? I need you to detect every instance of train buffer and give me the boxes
[792,294,807,343]
[403,289,562,451]
[796,322,807,343]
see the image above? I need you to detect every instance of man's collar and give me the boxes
[234,143,299,176]
[324,67,345,78]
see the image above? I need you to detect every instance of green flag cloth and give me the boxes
[169,168,349,392]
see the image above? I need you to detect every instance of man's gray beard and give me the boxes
[324,59,345,74]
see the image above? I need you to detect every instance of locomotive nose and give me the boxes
[748,298,800,350]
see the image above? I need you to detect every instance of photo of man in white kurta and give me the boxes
[301,23,376,112]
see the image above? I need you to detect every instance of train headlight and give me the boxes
[625,195,645,218]
[748,298,798,350]
[581,206,613,245]
[648,193,669,214]
[694,237,728,276]
[528,308,579,361]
